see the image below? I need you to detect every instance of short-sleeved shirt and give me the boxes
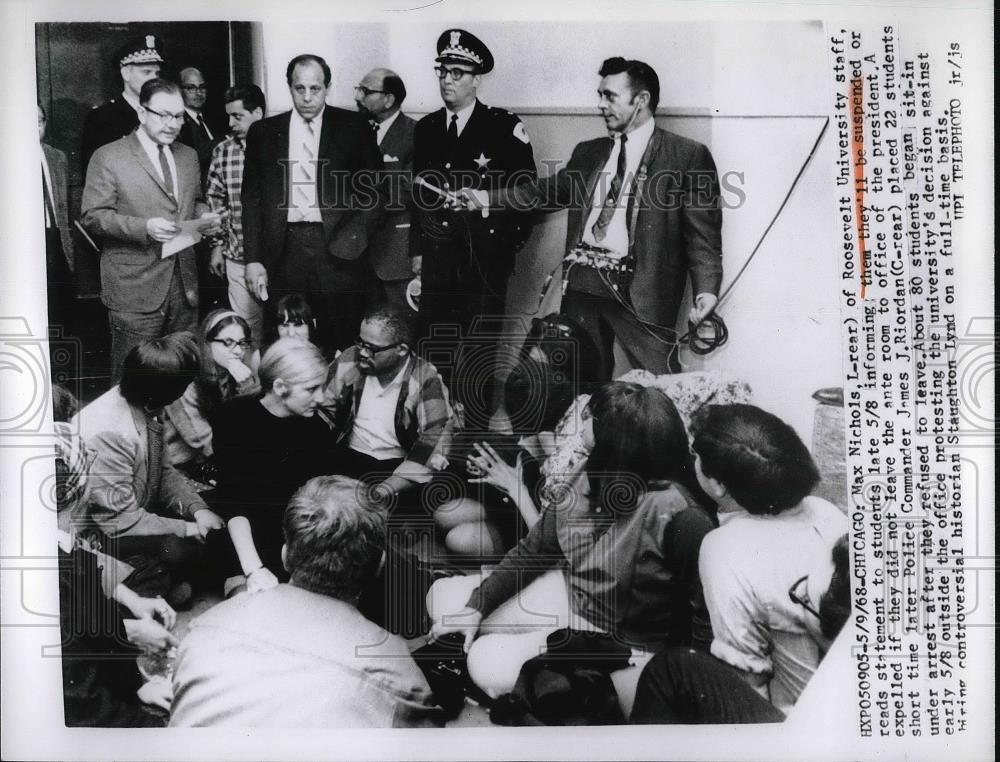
[699,496,847,713]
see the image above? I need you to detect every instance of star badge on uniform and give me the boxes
[474,152,491,169]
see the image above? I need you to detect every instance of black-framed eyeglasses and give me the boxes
[182,84,207,92]
[434,66,476,81]
[788,575,822,620]
[279,317,307,328]
[354,85,385,97]
[211,338,251,350]
[355,337,403,355]
[144,107,185,124]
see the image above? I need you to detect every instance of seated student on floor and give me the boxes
[427,382,715,703]
[431,313,600,558]
[267,292,318,347]
[684,403,848,715]
[170,475,445,728]
[321,307,453,503]
[631,532,850,724]
[209,338,338,596]
[71,334,226,601]
[163,309,261,470]
[54,419,180,726]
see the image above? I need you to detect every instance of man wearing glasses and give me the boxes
[177,67,221,185]
[355,68,416,311]
[82,78,221,380]
[81,34,165,173]
[410,29,536,416]
[322,307,453,504]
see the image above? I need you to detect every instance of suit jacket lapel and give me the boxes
[127,134,177,205]
[625,128,662,234]
[582,138,615,222]
[318,106,334,160]
[380,114,405,156]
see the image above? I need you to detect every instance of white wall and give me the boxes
[254,19,841,441]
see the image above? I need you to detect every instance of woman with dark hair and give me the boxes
[209,338,339,596]
[71,333,226,591]
[164,309,261,467]
[269,292,317,345]
[427,382,715,702]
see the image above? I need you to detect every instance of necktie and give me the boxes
[41,165,56,229]
[447,113,459,141]
[157,145,174,197]
[591,133,628,243]
[292,119,317,219]
[146,414,164,508]
[196,113,213,141]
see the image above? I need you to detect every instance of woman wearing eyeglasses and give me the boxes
[164,309,261,468]
[208,338,339,596]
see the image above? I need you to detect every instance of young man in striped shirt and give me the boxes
[206,85,266,344]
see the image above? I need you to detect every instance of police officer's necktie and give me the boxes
[157,145,174,197]
[591,133,627,243]
[447,113,458,141]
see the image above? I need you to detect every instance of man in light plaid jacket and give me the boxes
[322,307,455,503]
[206,85,266,344]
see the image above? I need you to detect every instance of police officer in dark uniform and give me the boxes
[410,29,536,420]
[81,34,164,172]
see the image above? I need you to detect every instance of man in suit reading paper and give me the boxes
[82,78,221,381]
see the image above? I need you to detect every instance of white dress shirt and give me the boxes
[135,127,178,195]
[373,109,400,147]
[348,360,410,460]
[185,107,214,140]
[444,100,477,137]
[581,116,656,258]
[40,146,57,227]
[287,106,324,223]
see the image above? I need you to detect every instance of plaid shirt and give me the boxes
[205,135,246,262]
[321,347,454,476]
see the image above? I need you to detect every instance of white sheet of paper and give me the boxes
[160,216,218,258]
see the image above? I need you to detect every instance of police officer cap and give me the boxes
[435,29,494,74]
[114,34,165,68]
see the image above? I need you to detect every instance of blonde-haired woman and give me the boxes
[209,338,338,595]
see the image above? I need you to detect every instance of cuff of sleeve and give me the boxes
[709,637,772,677]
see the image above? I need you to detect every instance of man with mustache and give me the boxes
[82,78,221,380]
[322,307,453,504]
[455,57,724,384]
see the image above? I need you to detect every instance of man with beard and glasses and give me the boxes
[322,307,454,504]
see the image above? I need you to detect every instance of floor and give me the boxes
[63,294,507,726]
